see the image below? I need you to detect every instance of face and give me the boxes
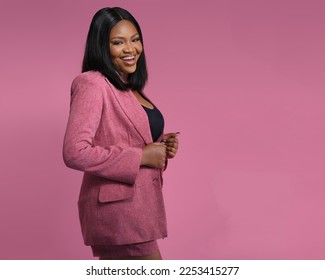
[109,20,143,76]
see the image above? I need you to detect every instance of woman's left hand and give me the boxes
[161,132,179,159]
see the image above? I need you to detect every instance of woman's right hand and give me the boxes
[141,143,167,168]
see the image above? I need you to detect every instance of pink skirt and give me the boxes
[91,240,159,258]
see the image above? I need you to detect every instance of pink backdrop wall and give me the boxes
[1,0,324,259]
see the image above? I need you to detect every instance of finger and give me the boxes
[165,139,177,147]
[154,142,167,148]
[166,147,176,153]
[163,132,180,140]
[167,146,177,155]
[165,137,176,142]
[167,151,176,159]
[166,142,178,151]
[165,137,179,144]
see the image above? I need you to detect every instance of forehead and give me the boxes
[110,20,138,37]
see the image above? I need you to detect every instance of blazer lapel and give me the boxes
[111,86,153,145]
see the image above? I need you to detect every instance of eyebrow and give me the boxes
[110,33,139,40]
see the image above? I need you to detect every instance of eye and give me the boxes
[132,37,141,43]
[112,41,123,45]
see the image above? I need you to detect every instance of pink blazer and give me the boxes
[63,71,167,246]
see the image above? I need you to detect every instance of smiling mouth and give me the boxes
[121,55,135,61]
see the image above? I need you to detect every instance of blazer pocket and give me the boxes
[98,182,134,203]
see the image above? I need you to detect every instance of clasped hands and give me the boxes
[141,132,179,169]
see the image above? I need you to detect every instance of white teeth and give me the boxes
[121,56,135,61]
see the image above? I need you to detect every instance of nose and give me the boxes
[123,41,135,53]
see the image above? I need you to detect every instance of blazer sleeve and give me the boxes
[63,74,142,185]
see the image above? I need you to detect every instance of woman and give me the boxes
[63,7,179,260]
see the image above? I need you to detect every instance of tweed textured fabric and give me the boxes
[63,71,167,246]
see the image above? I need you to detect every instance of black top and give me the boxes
[142,104,164,142]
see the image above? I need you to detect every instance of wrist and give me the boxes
[140,149,148,166]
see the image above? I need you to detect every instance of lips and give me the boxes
[120,55,136,66]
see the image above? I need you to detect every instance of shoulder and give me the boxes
[70,71,122,102]
[71,71,109,89]
[71,71,128,99]
[70,71,114,103]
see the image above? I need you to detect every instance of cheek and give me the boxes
[112,58,118,67]
[109,48,120,67]
[135,42,143,55]
[109,45,120,58]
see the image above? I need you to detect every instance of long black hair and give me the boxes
[82,7,148,91]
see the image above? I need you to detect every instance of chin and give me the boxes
[125,68,136,74]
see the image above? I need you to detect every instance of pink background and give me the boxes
[0,0,325,259]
